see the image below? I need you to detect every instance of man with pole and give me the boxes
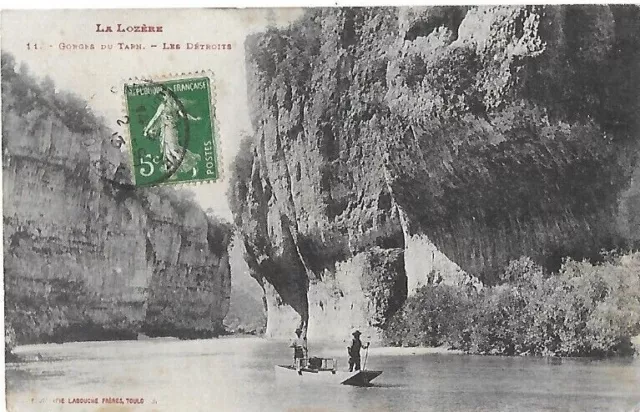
[289,327,307,373]
[347,330,369,372]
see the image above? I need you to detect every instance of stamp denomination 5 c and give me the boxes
[124,74,219,186]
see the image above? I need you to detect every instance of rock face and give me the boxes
[233,6,640,340]
[223,238,267,335]
[2,54,232,344]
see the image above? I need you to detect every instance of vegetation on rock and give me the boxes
[1,52,101,136]
[385,253,640,357]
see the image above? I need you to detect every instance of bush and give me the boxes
[2,52,101,134]
[385,252,640,357]
[385,284,472,348]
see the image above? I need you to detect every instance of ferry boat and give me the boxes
[275,357,382,387]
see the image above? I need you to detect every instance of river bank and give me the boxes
[9,332,640,364]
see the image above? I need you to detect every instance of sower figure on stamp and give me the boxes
[289,327,307,374]
[347,330,369,372]
[143,90,201,176]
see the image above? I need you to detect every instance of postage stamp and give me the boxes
[124,74,219,186]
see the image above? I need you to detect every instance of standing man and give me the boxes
[347,330,369,372]
[289,327,307,372]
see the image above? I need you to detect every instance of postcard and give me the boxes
[2,6,640,412]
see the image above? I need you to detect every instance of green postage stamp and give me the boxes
[124,74,219,186]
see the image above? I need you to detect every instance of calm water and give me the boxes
[5,337,640,412]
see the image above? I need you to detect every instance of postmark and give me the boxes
[123,73,219,186]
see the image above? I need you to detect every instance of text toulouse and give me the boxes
[53,397,144,404]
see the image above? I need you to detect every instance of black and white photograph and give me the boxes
[2,5,640,411]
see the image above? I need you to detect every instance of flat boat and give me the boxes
[275,357,382,387]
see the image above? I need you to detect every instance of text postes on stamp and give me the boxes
[124,75,219,186]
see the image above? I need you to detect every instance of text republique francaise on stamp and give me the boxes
[124,75,219,186]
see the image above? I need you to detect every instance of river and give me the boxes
[5,337,640,412]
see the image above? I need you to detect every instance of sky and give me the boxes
[1,8,303,220]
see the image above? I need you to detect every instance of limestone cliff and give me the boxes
[233,6,640,340]
[2,53,232,344]
[224,238,267,335]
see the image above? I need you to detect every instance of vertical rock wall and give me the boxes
[2,62,232,344]
[234,6,640,339]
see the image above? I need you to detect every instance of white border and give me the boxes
[5,0,640,10]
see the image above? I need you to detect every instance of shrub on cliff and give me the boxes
[385,252,640,357]
[1,52,101,135]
